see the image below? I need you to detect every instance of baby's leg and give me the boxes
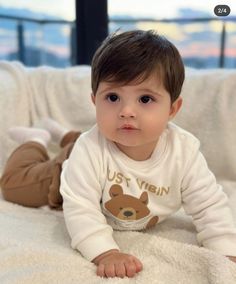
[0,127,52,207]
[0,126,79,209]
[0,142,53,207]
[48,142,75,209]
[60,131,81,147]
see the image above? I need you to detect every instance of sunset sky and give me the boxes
[0,0,235,20]
[0,0,235,61]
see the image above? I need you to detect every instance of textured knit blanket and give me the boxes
[0,61,95,173]
[1,190,236,284]
[1,61,236,283]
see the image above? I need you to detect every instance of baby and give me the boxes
[59,30,236,278]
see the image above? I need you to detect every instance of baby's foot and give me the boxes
[39,118,69,144]
[8,127,51,147]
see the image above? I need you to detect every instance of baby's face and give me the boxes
[92,72,181,160]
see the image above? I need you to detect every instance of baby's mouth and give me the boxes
[120,124,139,130]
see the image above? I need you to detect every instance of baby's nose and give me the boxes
[119,105,136,118]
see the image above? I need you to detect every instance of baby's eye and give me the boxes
[106,93,119,102]
[139,95,154,104]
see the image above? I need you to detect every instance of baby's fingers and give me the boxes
[104,263,116,278]
[96,263,105,277]
[115,263,126,278]
[124,261,137,278]
[133,257,143,272]
[97,263,116,278]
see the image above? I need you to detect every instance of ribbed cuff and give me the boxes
[202,234,236,256]
[73,230,120,261]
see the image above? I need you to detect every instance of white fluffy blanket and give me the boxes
[1,61,236,283]
[1,194,236,284]
[0,61,96,172]
[0,190,236,284]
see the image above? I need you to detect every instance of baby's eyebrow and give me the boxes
[138,88,163,97]
[99,88,117,95]
[98,84,122,94]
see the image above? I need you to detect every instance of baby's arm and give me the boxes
[92,249,143,278]
[60,133,142,277]
[181,140,236,258]
[227,256,236,263]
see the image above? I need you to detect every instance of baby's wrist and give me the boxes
[92,249,120,265]
[226,255,236,262]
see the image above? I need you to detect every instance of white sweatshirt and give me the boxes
[60,123,236,261]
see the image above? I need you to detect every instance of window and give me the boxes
[108,0,236,68]
[0,0,75,66]
[1,0,236,68]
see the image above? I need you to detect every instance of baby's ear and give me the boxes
[91,93,96,105]
[169,96,182,120]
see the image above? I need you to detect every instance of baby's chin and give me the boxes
[101,131,148,148]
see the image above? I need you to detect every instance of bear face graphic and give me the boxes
[104,184,159,229]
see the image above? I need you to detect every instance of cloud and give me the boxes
[0,0,75,20]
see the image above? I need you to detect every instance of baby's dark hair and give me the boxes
[91,30,185,103]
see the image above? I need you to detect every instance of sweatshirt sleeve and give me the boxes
[181,139,236,257]
[60,133,119,261]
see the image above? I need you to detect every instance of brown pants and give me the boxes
[0,131,80,209]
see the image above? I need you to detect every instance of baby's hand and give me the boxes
[227,255,236,263]
[93,249,143,278]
